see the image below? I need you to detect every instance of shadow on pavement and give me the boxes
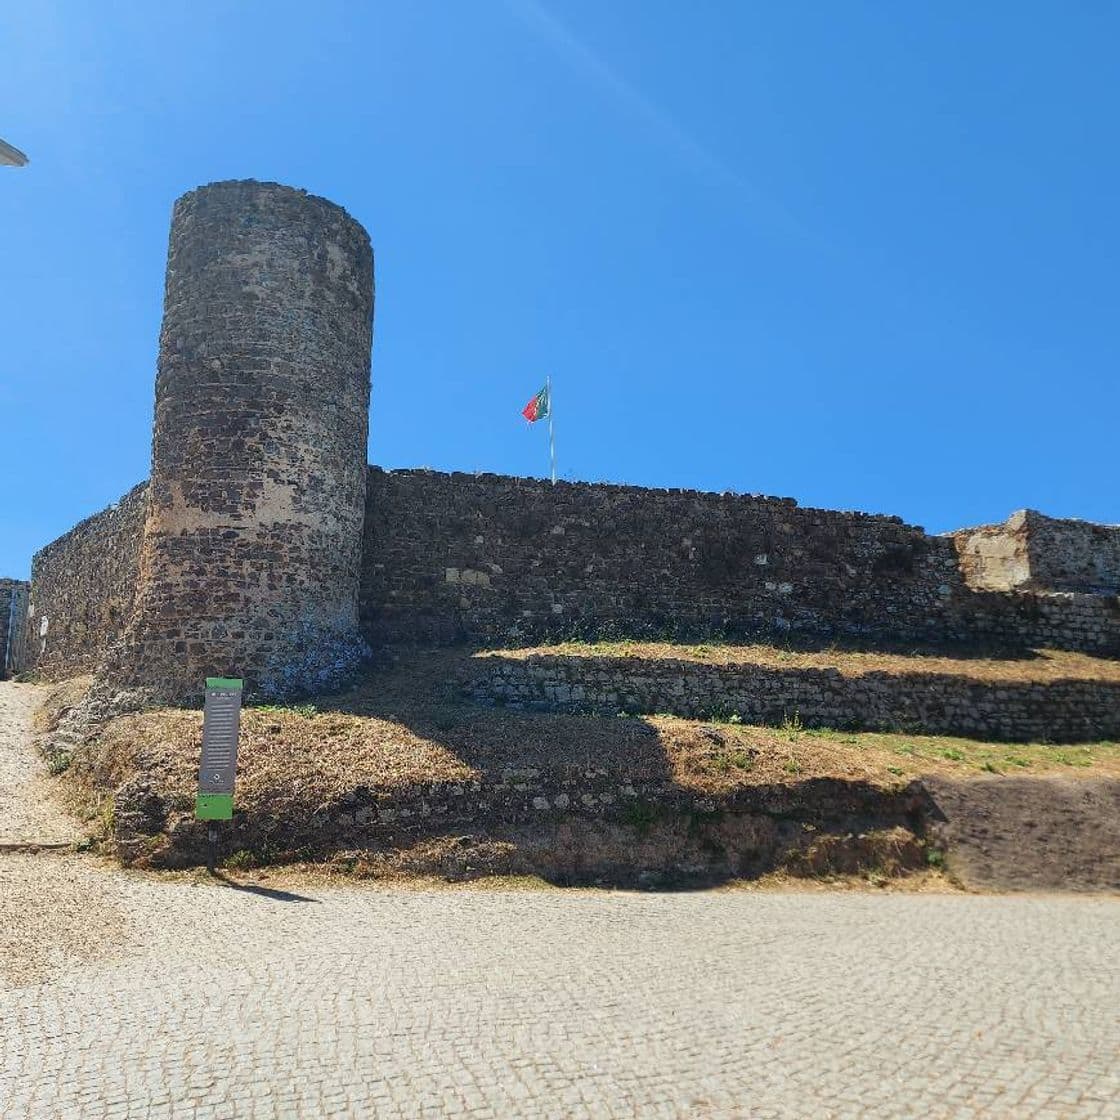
[209,869,320,903]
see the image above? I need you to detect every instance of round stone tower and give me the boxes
[109,180,374,701]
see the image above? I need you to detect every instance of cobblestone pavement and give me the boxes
[1,684,1118,1119]
[2,866,1117,1119]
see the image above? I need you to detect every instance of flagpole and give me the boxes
[547,373,556,485]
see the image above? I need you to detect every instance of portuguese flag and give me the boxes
[521,384,550,423]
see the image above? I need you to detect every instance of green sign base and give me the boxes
[195,793,234,821]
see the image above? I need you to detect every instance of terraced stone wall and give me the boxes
[470,654,1120,744]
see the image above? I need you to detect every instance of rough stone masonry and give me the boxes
[5,180,1120,700]
[99,181,374,702]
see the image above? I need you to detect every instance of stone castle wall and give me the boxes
[957,587,1120,656]
[361,468,965,647]
[951,514,1032,591]
[360,468,1120,656]
[13,484,148,680]
[1022,511,1120,593]
[4,179,1117,696]
[953,509,1120,594]
[12,468,1120,682]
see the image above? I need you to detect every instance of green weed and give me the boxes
[1054,749,1093,768]
[47,751,72,776]
[780,711,804,735]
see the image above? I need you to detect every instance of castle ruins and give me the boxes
[3,180,1119,700]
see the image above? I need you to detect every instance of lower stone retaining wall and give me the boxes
[116,766,928,883]
[469,655,1120,743]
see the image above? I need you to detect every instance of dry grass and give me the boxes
[657,717,1120,792]
[482,640,1120,684]
[88,704,478,815]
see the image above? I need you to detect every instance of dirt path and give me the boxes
[0,681,82,846]
[0,680,124,986]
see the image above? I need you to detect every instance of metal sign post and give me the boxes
[196,677,243,869]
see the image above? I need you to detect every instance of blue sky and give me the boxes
[2,2,1117,578]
